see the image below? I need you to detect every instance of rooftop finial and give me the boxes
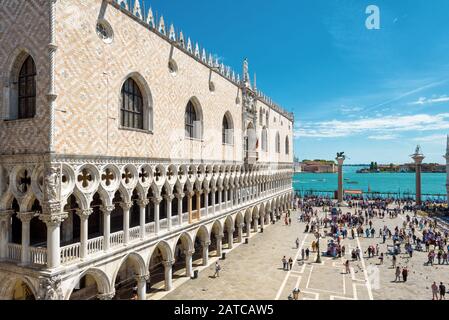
[146,7,154,27]
[243,58,251,89]
[253,73,257,91]
[133,0,142,19]
[446,134,449,154]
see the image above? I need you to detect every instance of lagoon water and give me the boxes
[293,166,447,197]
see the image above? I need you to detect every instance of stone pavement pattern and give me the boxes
[162,206,449,300]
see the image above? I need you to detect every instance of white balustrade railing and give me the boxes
[171,215,179,227]
[200,208,206,217]
[129,226,140,241]
[30,247,47,265]
[110,231,124,248]
[87,236,103,254]
[145,222,155,235]
[7,243,21,261]
[182,212,189,222]
[61,242,80,264]
[160,218,167,229]
[214,204,220,213]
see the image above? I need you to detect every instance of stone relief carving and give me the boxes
[37,276,63,300]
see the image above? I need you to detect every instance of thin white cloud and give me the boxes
[412,134,447,142]
[409,95,449,105]
[295,113,449,138]
[368,134,398,140]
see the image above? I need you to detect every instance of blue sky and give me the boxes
[139,0,449,164]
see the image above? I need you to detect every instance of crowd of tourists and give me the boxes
[288,194,449,300]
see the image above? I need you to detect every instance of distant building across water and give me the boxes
[295,160,337,173]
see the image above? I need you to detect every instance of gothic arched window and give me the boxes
[185,99,202,139]
[222,113,234,145]
[261,127,268,152]
[18,56,36,119]
[121,78,143,129]
[285,136,290,155]
[275,132,280,153]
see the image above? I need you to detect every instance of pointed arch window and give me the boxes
[261,127,268,152]
[121,78,143,129]
[185,100,202,139]
[285,136,290,155]
[222,113,234,145]
[18,56,36,119]
[275,132,280,153]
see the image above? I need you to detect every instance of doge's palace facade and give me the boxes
[0,0,294,300]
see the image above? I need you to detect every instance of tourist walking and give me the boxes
[439,282,446,300]
[301,249,305,261]
[379,253,384,265]
[288,257,293,270]
[432,282,439,300]
[392,255,397,268]
[305,248,310,260]
[282,256,287,270]
[345,260,350,274]
[402,267,408,282]
[295,238,300,249]
[395,266,401,282]
[214,262,221,278]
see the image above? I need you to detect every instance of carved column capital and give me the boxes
[101,205,115,215]
[175,193,184,200]
[201,241,211,247]
[17,211,36,223]
[39,212,68,226]
[163,260,175,268]
[76,208,93,220]
[151,196,163,205]
[135,274,150,282]
[0,210,14,222]
[137,199,150,208]
[163,194,175,202]
[184,249,195,257]
[120,202,133,211]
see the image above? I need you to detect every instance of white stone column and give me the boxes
[238,223,244,243]
[136,274,149,300]
[227,228,234,249]
[138,200,148,240]
[153,197,162,234]
[0,211,13,259]
[121,202,131,245]
[76,209,92,260]
[185,250,194,278]
[40,212,66,269]
[218,187,223,213]
[246,218,251,238]
[176,194,183,225]
[223,188,228,211]
[163,260,174,291]
[216,234,223,257]
[165,195,174,231]
[229,187,234,208]
[101,206,113,252]
[204,189,209,217]
[253,216,259,233]
[211,188,216,215]
[18,212,34,265]
[260,214,265,230]
[201,241,210,266]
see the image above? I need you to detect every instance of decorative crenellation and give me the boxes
[109,0,293,121]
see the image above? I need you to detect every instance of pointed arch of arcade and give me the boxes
[66,268,112,300]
